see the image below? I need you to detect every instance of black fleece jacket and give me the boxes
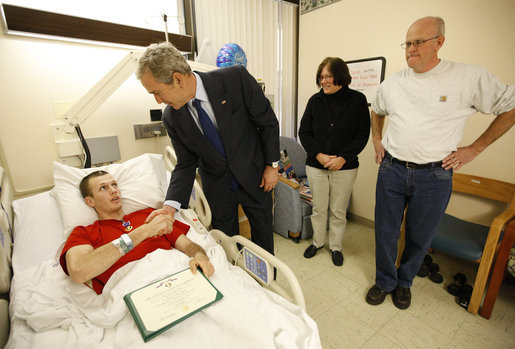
[299,86,370,170]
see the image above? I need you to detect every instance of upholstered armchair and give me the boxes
[273,137,313,242]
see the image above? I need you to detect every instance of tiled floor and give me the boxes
[273,220,515,349]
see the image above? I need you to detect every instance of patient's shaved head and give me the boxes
[79,170,110,198]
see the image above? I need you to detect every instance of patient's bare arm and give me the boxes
[65,214,174,284]
[174,235,215,278]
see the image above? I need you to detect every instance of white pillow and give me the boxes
[12,190,65,273]
[52,153,168,237]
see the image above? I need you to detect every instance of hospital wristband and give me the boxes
[119,238,130,254]
[112,238,125,255]
[120,233,134,252]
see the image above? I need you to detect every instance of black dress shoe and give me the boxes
[392,286,411,310]
[303,245,323,258]
[416,263,430,277]
[331,250,344,266]
[366,285,388,305]
[416,254,433,277]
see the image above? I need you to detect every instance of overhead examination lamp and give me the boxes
[62,13,169,168]
[62,51,143,168]
[61,48,216,168]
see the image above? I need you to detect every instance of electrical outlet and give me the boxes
[58,156,82,167]
[133,122,167,139]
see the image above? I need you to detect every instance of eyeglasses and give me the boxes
[318,75,334,82]
[400,35,439,49]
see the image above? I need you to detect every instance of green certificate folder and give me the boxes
[124,268,223,342]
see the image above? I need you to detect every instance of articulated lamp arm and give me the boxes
[61,50,216,129]
[63,50,143,129]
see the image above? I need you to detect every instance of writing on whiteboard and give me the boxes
[347,57,386,105]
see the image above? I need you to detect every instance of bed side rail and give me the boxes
[210,229,306,310]
[0,167,13,348]
[0,167,13,293]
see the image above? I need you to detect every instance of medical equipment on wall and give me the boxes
[50,50,144,167]
[51,48,216,168]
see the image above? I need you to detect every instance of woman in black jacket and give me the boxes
[299,57,370,266]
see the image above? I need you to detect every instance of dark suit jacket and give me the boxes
[162,65,280,217]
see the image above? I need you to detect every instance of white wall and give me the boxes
[0,32,170,193]
[298,0,515,224]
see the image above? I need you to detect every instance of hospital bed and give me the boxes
[0,151,321,348]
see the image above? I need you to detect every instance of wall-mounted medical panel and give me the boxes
[133,122,167,140]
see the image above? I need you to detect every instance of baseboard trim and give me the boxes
[348,213,374,228]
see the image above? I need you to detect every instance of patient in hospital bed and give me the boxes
[60,170,214,295]
[6,154,322,348]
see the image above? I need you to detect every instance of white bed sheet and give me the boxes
[8,193,321,348]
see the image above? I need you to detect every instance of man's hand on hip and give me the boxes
[442,145,480,171]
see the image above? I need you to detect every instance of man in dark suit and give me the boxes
[136,42,280,254]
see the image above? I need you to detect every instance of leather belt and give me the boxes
[386,152,442,169]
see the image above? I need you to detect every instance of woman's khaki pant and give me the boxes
[306,165,358,251]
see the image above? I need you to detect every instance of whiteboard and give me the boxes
[347,57,386,105]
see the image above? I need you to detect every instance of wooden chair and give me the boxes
[480,218,515,319]
[396,173,515,314]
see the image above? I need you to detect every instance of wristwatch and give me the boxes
[266,161,279,168]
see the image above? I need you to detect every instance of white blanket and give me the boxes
[7,232,321,349]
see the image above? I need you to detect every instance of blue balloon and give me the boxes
[216,43,247,68]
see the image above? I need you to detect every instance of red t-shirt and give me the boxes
[60,208,190,294]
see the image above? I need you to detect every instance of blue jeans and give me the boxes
[374,156,452,291]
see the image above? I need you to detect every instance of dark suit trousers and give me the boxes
[210,186,274,255]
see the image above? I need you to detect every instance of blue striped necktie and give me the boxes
[192,98,239,190]
[192,98,225,156]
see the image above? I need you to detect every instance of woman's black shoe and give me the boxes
[303,245,323,258]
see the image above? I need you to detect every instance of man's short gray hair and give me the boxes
[434,16,445,36]
[136,42,192,84]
